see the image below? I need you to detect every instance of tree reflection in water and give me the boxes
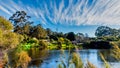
[28,48,49,67]
[98,50,118,62]
[7,47,49,68]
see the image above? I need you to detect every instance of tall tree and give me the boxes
[76,33,84,42]
[46,28,52,36]
[9,11,33,34]
[95,26,113,37]
[66,32,75,41]
[95,26,120,37]
[30,24,47,39]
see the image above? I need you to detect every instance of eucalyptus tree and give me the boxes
[9,11,33,35]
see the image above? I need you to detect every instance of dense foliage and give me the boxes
[95,26,120,37]
[9,11,47,39]
[0,16,23,49]
[65,32,76,41]
[30,24,47,39]
[9,11,33,34]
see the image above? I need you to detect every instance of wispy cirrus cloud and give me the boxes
[0,0,120,25]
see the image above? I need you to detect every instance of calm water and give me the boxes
[28,49,120,68]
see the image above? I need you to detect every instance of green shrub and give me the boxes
[27,38,39,44]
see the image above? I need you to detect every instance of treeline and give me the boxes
[0,11,89,50]
[0,11,88,67]
[1,11,120,50]
[8,11,89,44]
[95,26,120,41]
[95,26,120,37]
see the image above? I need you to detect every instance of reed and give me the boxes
[71,52,83,68]
[100,53,111,68]
[85,60,97,68]
[111,42,120,60]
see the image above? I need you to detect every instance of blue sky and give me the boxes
[0,0,120,37]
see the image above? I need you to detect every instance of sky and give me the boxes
[0,0,120,37]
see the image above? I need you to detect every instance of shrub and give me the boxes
[8,50,31,68]
[27,38,39,44]
[0,16,23,49]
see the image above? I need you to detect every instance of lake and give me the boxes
[28,49,120,68]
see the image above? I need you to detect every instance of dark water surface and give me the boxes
[28,49,120,68]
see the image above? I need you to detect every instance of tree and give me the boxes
[48,32,64,41]
[66,32,75,41]
[22,23,31,35]
[46,28,52,36]
[76,33,84,43]
[95,26,113,37]
[112,29,119,37]
[30,24,47,39]
[9,11,33,34]
[56,32,64,37]
[118,29,120,38]
[95,26,120,37]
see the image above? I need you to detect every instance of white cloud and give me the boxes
[0,0,120,25]
[0,5,11,15]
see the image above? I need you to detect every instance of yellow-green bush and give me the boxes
[0,16,23,49]
[0,16,13,31]
[58,37,64,43]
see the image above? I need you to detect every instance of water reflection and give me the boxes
[28,48,49,67]
[7,47,49,68]
[30,49,120,68]
[98,50,118,62]
[7,49,120,68]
